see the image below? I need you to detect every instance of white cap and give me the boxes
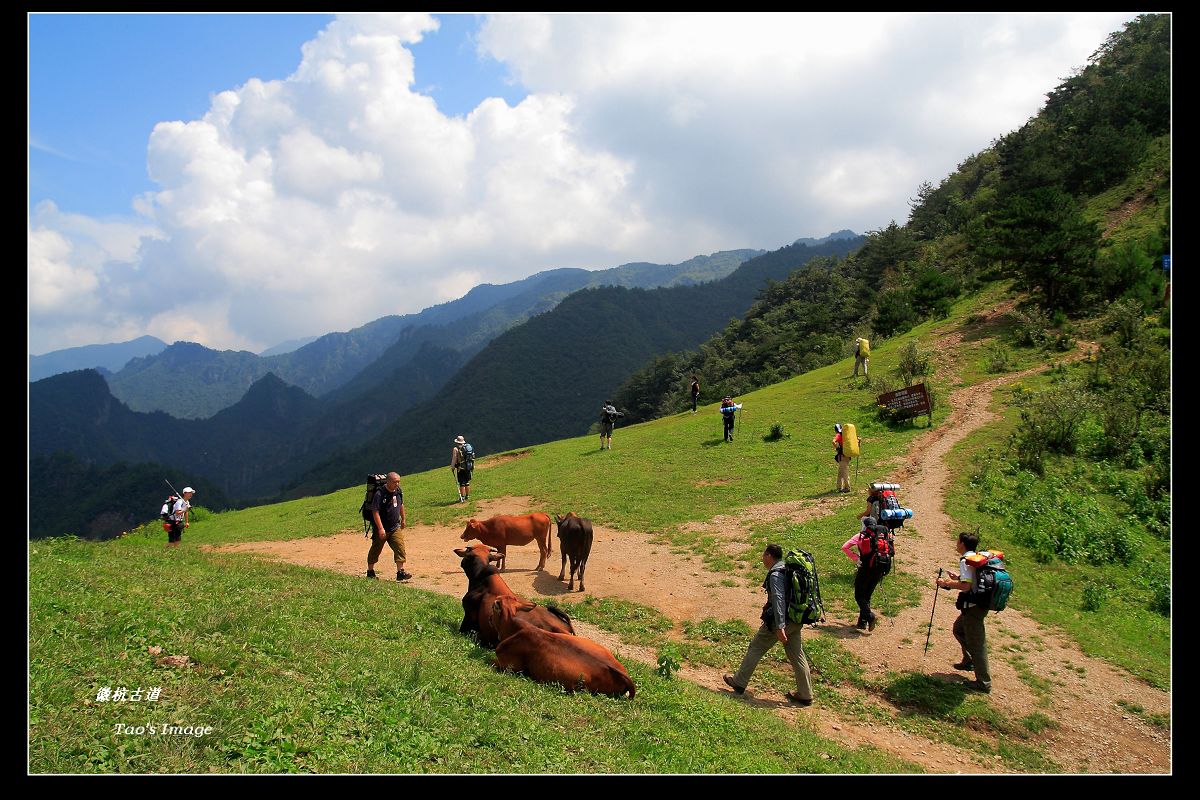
[182,487,195,495]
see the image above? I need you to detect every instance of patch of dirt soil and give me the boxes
[474,450,533,471]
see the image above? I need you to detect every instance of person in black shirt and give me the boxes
[366,471,410,581]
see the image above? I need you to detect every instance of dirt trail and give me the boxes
[207,328,1169,773]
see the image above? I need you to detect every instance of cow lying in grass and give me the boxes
[555,512,593,592]
[490,596,635,698]
[460,513,553,572]
[454,544,574,647]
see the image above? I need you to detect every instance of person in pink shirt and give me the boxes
[842,516,886,631]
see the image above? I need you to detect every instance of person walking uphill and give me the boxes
[842,516,889,631]
[451,435,474,503]
[853,337,870,378]
[936,531,991,692]
[166,487,195,548]
[723,544,815,706]
[833,424,851,493]
[720,396,741,442]
[599,401,623,450]
[690,375,701,414]
[366,471,411,581]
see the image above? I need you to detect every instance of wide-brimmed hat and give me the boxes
[454,435,466,445]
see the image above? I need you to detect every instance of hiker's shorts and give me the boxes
[167,522,184,543]
[456,469,472,486]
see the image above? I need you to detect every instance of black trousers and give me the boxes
[723,415,734,440]
[854,565,884,625]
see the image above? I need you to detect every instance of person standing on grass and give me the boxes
[599,401,623,450]
[833,424,852,493]
[723,544,815,706]
[936,531,992,693]
[451,435,474,503]
[366,471,411,582]
[690,374,701,414]
[166,487,195,548]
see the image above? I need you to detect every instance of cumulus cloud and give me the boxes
[29,11,1139,353]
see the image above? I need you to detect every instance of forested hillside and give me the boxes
[616,14,1169,427]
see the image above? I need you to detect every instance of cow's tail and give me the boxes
[541,515,553,557]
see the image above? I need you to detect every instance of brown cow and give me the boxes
[490,596,635,698]
[454,544,574,647]
[460,513,553,572]
[555,512,593,592]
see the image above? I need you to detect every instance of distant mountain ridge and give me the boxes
[100,248,765,419]
[29,335,166,382]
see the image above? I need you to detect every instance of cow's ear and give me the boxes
[555,514,563,524]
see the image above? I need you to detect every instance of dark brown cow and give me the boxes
[454,544,574,647]
[554,512,593,592]
[490,597,635,698]
[460,513,553,572]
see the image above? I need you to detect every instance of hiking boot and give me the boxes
[855,621,868,631]
[785,691,814,706]
[867,617,878,632]
[964,680,991,694]
[722,675,745,695]
[952,660,974,671]
[396,570,413,582]
[366,569,377,579]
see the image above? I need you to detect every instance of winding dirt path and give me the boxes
[206,333,1170,773]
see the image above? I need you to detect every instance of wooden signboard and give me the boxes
[877,382,932,421]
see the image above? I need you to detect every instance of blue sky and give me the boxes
[28,12,1145,355]
[29,13,524,218]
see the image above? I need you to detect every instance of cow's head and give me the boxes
[453,543,501,562]
[555,511,579,527]
[489,596,537,632]
[460,519,485,541]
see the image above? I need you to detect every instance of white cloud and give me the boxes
[29,11,1143,354]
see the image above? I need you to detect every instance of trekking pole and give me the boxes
[164,478,182,499]
[923,568,943,656]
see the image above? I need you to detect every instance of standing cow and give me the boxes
[461,513,553,572]
[490,597,635,698]
[453,544,574,647]
[555,512,593,592]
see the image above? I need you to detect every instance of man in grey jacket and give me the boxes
[723,543,815,705]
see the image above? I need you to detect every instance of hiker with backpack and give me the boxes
[599,401,623,450]
[833,424,851,493]
[365,471,411,582]
[842,516,893,632]
[720,396,741,442]
[853,338,870,378]
[161,486,195,548]
[722,543,815,706]
[451,435,475,503]
[935,531,1002,693]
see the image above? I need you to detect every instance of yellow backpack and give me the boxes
[857,338,870,358]
[841,423,860,458]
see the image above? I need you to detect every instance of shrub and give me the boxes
[985,342,1014,373]
[1008,307,1052,348]
[763,423,786,442]
[893,340,932,387]
[1081,582,1107,612]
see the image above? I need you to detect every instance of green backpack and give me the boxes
[784,549,825,626]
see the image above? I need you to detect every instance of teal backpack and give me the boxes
[969,551,1013,612]
[784,549,825,625]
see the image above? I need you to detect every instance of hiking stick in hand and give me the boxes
[923,568,943,656]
